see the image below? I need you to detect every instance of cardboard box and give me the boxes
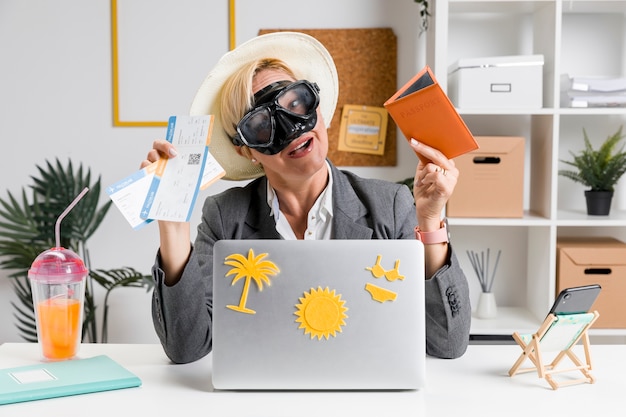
[446,136,525,218]
[556,237,626,328]
[448,55,544,109]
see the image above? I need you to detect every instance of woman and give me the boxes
[142,32,471,364]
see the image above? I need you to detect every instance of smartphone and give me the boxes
[549,284,602,316]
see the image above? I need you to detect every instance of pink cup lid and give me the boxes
[28,247,89,283]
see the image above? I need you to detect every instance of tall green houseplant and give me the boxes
[559,125,626,215]
[0,159,153,342]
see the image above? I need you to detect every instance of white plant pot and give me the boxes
[476,292,497,319]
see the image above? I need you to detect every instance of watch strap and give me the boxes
[415,220,449,244]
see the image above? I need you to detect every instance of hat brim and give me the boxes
[190,32,339,181]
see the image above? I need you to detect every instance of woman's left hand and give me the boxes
[409,138,458,224]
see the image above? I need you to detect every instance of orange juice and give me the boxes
[37,298,81,360]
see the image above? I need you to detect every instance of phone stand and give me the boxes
[508,311,599,390]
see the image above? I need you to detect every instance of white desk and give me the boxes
[0,343,623,416]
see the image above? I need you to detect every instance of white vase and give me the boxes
[476,292,497,319]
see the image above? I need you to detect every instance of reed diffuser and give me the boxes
[467,248,501,319]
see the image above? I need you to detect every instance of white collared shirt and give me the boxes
[266,161,334,240]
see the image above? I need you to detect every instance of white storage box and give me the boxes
[448,55,544,109]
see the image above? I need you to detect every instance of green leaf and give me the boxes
[559,125,626,191]
[10,277,37,342]
[0,158,153,342]
[90,268,154,292]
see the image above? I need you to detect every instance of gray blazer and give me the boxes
[151,161,471,364]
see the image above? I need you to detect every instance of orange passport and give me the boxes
[384,65,478,161]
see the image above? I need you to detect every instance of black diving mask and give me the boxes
[232,80,320,155]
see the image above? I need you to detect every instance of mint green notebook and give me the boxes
[0,355,141,405]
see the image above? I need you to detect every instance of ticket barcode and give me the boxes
[188,153,202,165]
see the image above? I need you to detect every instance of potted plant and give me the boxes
[414,0,431,33]
[0,158,152,342]
[559,125,626,215]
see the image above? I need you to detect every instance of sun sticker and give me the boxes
[294,287,348,340]
[224,249,280,315]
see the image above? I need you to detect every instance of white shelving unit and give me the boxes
[427,0,626,338]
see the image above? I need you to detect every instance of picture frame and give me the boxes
[110,0,234,127]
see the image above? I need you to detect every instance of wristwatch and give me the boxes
[414,219,449,244]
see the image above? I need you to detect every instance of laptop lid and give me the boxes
[212,239,425,390]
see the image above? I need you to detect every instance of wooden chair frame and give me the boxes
[508,311,599,390]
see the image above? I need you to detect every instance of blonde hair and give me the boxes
[219,58,297,141]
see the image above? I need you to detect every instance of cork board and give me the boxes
[259,28,397,166]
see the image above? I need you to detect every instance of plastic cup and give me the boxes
[28,247,88,361]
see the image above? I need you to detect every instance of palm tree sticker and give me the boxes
[224,249,280,315]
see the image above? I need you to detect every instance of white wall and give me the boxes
[0,0,423,343]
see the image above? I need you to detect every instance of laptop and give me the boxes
[211,239,426,390]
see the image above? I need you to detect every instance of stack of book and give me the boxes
[561,74,626,108]
[0,355,141,405]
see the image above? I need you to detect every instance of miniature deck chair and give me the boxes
[508,311,600,390]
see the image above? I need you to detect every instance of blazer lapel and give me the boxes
[332,209,373,239]
[329,162,373,240]
[244,177,282,239]
[241,163,374,240]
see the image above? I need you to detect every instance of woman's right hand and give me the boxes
[141,139,190,286]
[140,139,179,169]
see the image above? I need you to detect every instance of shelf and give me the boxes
[430,0,626,339]
[448,211,550,226]
[470,307,626,337]
[448,0,552,15]
[561,1,626,14]
[470,307,540,336]
[447,0,626,15]
[557,209,626,225]
[458,108,626,116]
[589,328,626,337]
[558,108,626,116]
[457,108,554,116]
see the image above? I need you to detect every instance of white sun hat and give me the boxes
[189,31,339,181]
